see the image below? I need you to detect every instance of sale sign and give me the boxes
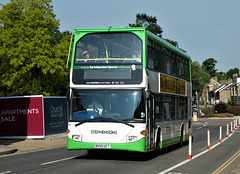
[0,96,44,138]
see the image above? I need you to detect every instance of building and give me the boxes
[203,69,240,105]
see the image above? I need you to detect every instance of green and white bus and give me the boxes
[67,27,192,155]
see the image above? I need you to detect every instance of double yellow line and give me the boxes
[212,149,240,174]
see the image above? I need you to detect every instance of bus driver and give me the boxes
[88,96,103,115]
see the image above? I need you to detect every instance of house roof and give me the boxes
[218,83,233,93]
[214,85,226,93]
[210,78,221,86]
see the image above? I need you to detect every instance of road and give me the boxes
[0,118,239,174]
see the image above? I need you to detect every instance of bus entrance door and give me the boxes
[147,96,155,150]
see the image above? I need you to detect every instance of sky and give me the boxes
[1,0,240,72]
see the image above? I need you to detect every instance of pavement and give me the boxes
[0,133,67,156]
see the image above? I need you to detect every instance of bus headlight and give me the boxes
[72,135,81,141]
[128,136,137,142]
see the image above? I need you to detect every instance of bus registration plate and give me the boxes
[94,144,111,149]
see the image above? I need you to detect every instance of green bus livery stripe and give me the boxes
[73,65,142,70]
[67,137,147,152]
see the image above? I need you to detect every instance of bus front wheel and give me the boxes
[155,129,161,152]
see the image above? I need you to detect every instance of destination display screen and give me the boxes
[160,74,186,96]
[84,69,131,80]
[72,65,142,85]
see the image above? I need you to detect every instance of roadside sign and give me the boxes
[193,112,197,121]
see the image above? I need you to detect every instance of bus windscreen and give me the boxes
[74,32,142,64]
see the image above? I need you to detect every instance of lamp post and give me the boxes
[196,91,200,118]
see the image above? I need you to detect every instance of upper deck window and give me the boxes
[74,32,142,64]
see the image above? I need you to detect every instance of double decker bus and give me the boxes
[66,27,192,155]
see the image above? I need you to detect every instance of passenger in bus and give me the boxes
[88,96,103,115]
[82,47,90,62]
[132,51,140,58]
[131,51,142,63]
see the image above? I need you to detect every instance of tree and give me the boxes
[0,0,70,96]
[215,71,226,81]
[192,61,211,96]
[129,13,163,37]
[202,58,218,77]
[226,68,239,79]
[129,13,187,51]
[163,38,179,47]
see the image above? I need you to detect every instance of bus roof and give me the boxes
[73,26,145,33]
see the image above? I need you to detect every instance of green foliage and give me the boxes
[201,107,214,117]
[0,0,70,96]
[226,105,240,116]
[163,38,179,47]
[191,61,211,95]
[163,39,186,52]
[129,13,163,37]
[226,68,239,79]
[202,58,218,77]
[129,13,187,51]
[215,71,226,81]
[215,103,227,113]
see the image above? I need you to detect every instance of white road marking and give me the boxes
[0,171,12,174]
[41,156,77,166]
[203,122,208,127]
[195,122,208,130]
[159,129,234,174]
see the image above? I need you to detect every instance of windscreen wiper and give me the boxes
[100,117,135,128]
[75,117,135,128]
[75,118,100,127]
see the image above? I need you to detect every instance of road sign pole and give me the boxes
[219,126,222,143]
[207,129,210,150]
[189,135,192,160]
[227,123,229,138]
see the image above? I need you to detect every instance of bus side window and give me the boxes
[147,46,154,70]
[172,58,177,76]
[178,97,186,119]
[155,95,163,121]
[184,60,190,81]
[170,95,176,120]
[155,49,162,72]
[164,102,170,120]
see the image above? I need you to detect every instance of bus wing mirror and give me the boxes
[144,89,150,100]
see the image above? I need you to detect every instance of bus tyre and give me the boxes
[155,130,161,152]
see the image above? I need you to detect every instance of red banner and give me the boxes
[0,96,44,138]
